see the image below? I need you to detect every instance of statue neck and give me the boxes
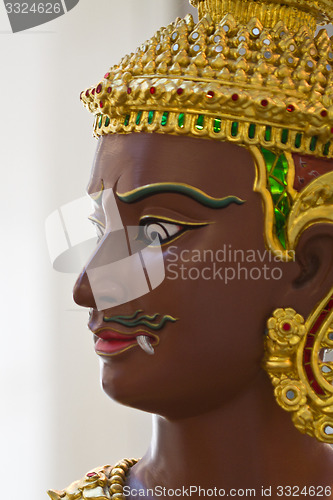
[128,371,333,497]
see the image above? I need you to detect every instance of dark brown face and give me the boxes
[73,133,298,419]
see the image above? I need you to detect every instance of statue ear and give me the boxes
[292,224,333,317]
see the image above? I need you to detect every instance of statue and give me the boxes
[48,0,333,498]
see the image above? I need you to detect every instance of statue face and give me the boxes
[73,133,296,418]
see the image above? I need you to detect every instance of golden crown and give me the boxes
[80,0,333,158]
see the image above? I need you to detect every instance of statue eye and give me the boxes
[140,218,184,244]
[139,217,210,245]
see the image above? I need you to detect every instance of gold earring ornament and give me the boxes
[263,295,333,443]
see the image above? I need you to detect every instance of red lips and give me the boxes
[93,329,156,356]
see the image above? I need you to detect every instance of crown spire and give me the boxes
[190,0,333,34]
[81,0,333,162]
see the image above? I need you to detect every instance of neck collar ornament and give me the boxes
[47,459,138,500]
[81,0,333,158]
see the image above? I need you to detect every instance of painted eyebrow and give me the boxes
[116,182,246,209]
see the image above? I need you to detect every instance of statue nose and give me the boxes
[73,270,96,309]
[72,226,130,310]
[72,225,165,311]
[73,268,127,310]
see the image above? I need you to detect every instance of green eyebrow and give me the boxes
[116,182,246,209]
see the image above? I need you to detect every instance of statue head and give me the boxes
[74,0,333,442]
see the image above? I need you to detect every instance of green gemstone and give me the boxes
[264,126,272,142]
[280,154,289,176]
[136,111,143,125]
[274,208,286,232]
[310,136,318,152]
[295,133,302,148]
[261,147,291,250]
[178,113,185,128]
[196,114,204,130]
[161,112,169,126]
[323,142,330,156]
[281,129,289,144]
[277,230,287,249]
[98,115,103,128]
[214,118,222,133]
[269,177,285,196]
[148,111,155,124]
[248,123,256,139]
[124,115,130,126]
[105,116,110,127]
[272,165,287,185]
[261,147,277,173]
[277,194,290,217]
[231,121,238,137]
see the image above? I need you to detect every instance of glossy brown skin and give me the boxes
[73,133,333,498]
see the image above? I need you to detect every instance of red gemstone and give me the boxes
[92,88,95,95]
[311,379,325,395]
[261,99,268,107]
[331,127,333,134]
[321,109,328,117]
[303,349,311,364]
[305,335,315,348]
[286,104,295,112]
[127,88,132,94]
[85,90,90,97]
[104,72,110,79]
[282,322,291,331]
[80,91,83,100]
[310,312,328,334]
[107,87,112,93]
[304,364,314,382]
[99,101,104,108]
[96,84,102,94]
[327,298,333,310]
[177,88,184,95]
[232,93,239,101]
[150,87,156,95]
[87,472,97,477]
[207,91,215,98]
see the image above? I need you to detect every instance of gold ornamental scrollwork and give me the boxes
[287,171,333,250]
[263,299,333,442]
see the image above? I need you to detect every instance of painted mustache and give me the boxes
[103,310,178,355]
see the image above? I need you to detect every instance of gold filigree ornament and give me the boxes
[287,170,333,249]
[47,459,138,500]
[263,296,333,442]
[81,0,333,159]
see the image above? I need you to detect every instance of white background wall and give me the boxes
[0,1,196,499]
